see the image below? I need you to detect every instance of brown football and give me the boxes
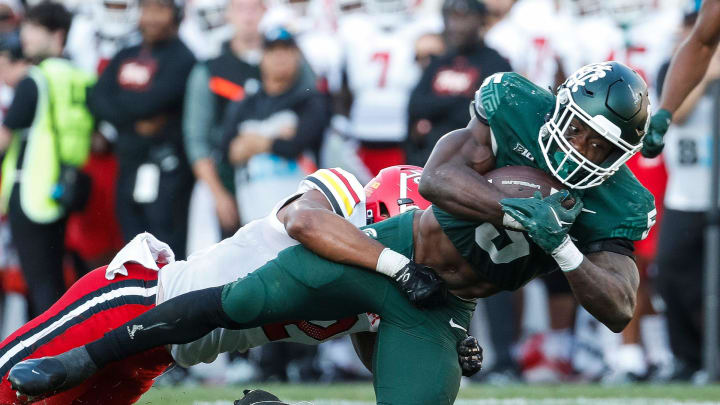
[485,166,575,208]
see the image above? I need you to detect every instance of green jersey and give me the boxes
[434,72,656,291]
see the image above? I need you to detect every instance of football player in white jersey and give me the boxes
[65,0,142,74]
[179,0,233,60]
[0,167,469,404]
[485,0,577,89]
[337,0,442,175]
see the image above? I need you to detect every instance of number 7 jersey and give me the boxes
[339,14,442,143]
[432,72,656,291]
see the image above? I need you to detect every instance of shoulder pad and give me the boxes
[298,168,367,228]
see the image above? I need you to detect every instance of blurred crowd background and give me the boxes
[0,0,716,388]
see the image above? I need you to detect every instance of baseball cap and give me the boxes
[263,26,296,48]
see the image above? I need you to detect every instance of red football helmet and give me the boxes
[364,165,431,224]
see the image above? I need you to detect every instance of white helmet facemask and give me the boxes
[538,87,647,189]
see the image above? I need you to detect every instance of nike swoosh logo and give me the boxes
[449,318,467,332]
[549,207,572,226]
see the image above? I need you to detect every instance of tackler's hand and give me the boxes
[458,335,483,377]
[394,261,447,308]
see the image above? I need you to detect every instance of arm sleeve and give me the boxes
[182,63,217,164]
[580,238,635,258]
[3,77,38,130]
[270,95,328,159]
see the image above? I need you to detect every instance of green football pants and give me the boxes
[220,212,476,404]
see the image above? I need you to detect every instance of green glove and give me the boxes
[641,109,672,158]
[500,191,583,254]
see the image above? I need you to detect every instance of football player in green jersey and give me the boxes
[421,61,655,332]
[10,62,654,405]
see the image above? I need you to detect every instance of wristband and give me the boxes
[551,236,584,272]
[502,212,526,231]
[376,248,410,277]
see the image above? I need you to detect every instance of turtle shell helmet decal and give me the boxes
[539,61,651,189]
[365,165,431,224]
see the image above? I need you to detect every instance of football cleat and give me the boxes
[9,347,97,398]
[234,389,288,405]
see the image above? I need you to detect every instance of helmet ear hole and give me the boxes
[379,202,390,219]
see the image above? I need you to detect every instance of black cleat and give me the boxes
[8,347,97,398]
[8,357,67,398]
[393,261,447,308]
[234,389,288,405]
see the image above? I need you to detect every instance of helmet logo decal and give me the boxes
[564,62,614,93]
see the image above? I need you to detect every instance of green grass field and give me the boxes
[137,383,720,404]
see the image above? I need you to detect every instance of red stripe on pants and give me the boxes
[0,264,172,405]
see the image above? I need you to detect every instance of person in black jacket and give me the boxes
[405,0,511,166]
[88,0,196,259]
[223,27,328,224]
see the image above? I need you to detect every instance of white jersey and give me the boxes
[571,9,680,97]
[663,91,717,212]
[485,0,577,89]
[156,168,375,367]
[65,13,141,75]
[340,14,442,142]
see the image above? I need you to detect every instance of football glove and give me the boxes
[458,335,483,377]
[641,109,672,158]
[500,191,583,254]
[394,261,447,308]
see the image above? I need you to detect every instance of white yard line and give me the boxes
[195,399,720,405]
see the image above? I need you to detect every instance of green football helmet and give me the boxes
[539,61,651,189]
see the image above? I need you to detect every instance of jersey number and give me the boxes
[262,317,358,342]
[475,223,530,264]
[371,51,390,88]
[679,139,698,165]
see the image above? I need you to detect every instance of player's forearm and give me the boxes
[563,252,639,333]
[420,131,504,224]
[420,161,504,225]
[660,38,717,114]
[192,158,228,197]
[673,76,710,124]
[285,207,385,270]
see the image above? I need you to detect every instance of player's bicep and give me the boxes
[425,119,494,175]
